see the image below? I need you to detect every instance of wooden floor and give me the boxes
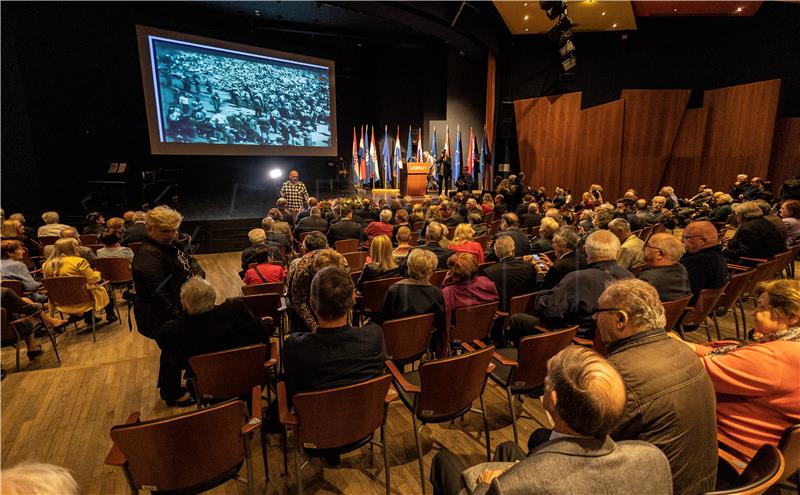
[1,250,787,494]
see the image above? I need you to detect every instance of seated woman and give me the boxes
[674,279,800,453]
[0,240,46,303]
[439,252,498,357]
[447,224,485,263]
[288,247,348,333]
[356,234,402,292]
[42,238,117,324]
[96,231,134,261]
[242,245,286,285]
[780,199,800,246]
[1,287,68,361]
[375,248,445,332]
[392,226,413,261]
[2,219,40,256]
[481,194,495,216]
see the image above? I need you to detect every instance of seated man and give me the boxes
[121,211,147,245]
[282,266,386,393]
[262,217,292,259]
[638,233,691,301]
[430,346,672,495]
[401,222,452,273]
[608,218,643,270]
[482,236,537,313]
[597,279,717,494]
[155,277,266,407]
[363,208,394,248]
[293,206,328,238]
[680,220,729,303]
[540,226,586,290]
[508,230,632,341]
[724,201,785,263]
[327,205,363,246]
[486,213,531,261]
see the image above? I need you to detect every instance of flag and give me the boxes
[365,124,373,181]
[358,126,366,183]
[352,127,360,184]
[479,124,489,187]
[444,125,450,160]
[394,126,402,184]
[417,128,423,162]
[382,125,390,187]
[467,127,475,176]
[431,125,438,180]
[453,125,462,182]
[406,125,413,162]
[370,126,380,181]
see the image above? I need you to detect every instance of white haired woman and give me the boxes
[723,201,785,263]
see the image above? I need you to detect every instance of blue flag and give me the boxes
[431,125,438,180]
[453,125,462,182]
[406,125,413,162]
[382,125,390,187]
[479,125,489,187]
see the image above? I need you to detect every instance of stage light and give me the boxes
[269,168,283,179]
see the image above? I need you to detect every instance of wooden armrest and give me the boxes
[726,264,751,272]
[277,382,299,426]
[104,412,141,466]
[707,339,741,348]
[461,342,477,353]
[472,339,488,349]
[385,359,421,394]
[241,386,263,435]
[491,351,518,368]
[718,431,757,463]
[385,383,399,404]
[739,256,768,264]
[264,341,279,369]
[10,308,43,326]
[534,325,552,333]
[29,268,43,275]
[573,336,593,346]
[718,448,748,475]
[97,280,110,287]
[495,311,509,319]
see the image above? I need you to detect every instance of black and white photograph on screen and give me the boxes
[151,38,332,147]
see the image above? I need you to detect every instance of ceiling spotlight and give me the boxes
[254,9,260,15]
[612,23,617,28]
[268,168,283,179]
[673,8,678,12]
[524,2,528,5]
[601,11,606,15]
[524,14,530,20]
[736,6,743,12]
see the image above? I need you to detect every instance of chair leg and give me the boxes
[91,310,97,343]
[711,314,721,341]
[412,415,426,495]
[480,394,491,462]
[295,433,303,495]
[381,424,390,495]
[15,344,20,372]
[260,427,270,482]
[731,307,740,340]
[244,436,256,495]
[703,318,711,341]
[506,386,519,447]
[282,427,289,476]
[739,301,748,341]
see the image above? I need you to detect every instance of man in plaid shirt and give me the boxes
[280,169,309,212]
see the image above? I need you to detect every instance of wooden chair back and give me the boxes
[231,293,282,322]
[683,283,729,327]
[709,445,784,495]
[334,239,360,254]
[474,236,489,253]
[79,234,98,245]
[451,301,499,344]
[382,313,434,365]
[417,344,494,422]
[350,271,361,285]
[429,270,447,288]
[38,236,59,246]
[412,221,425,233]
[514,326,577,391]
[771,250,795,277]
[292,374,392,451]
[743,258,782,297]
[662,294,693,331]
[409,232,420,246]
[92,257,133,284]
[445,228,455,240]
[343,251,369,272]
[484,211,494,224]
[489,219,503,236]
[359,277,403,314]
[127,242,142,253]
[41,276,92,308]
[241,281,284,296]
[508,291,542,316]
[86,244,104,254]
[778,423,800,486]
[0,279,24,297]
[189,344,268,402]
[715,270,755,313]
[109,400,249,493]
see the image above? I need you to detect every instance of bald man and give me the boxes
[430,346,672,495]
[679,221,729,303]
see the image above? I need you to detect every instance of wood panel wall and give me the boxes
[662,107,710,197]
[768,118,800,187]
[575,100,625,202]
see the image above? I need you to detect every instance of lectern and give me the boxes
[401,162,429,196]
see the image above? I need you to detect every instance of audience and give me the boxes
[392,226,413,260]
[356,234,402,291]
[326,204,363,246]
[482,236,537,313]
[241,245,285,285]
[96,230,134,261]
[2,218,40,255]
[638,233,691,301]
[261,217,292,258]
[779,199,800,246]
[0,287,66,360]
[724,201,785,262]
[487,213,530,260]
[447,223,485,263]
[440,252,498,356]
[431,346,672,495]
[82,212,106,235]
[680,220,729,303]
[540,226,586,289]
[608,218,643,270]
[241,228,268,273]
[42,227,96,262]
[293,206,328,238]
[266,207,294,242]
[672,279,800,452]
[597,279,717,494]
[37,211,71,238]
[156,277,266,407]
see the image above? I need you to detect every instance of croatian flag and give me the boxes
[444,125,450,161]
[416,128,423,162]
[352,127,360,184]
[382,125,391,187]
[453,125,462,182]
[358,126,366,183]
[370,126,380,181]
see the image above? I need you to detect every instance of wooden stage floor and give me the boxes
[0,251,780,494]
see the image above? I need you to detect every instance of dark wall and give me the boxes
[1,2,452,219]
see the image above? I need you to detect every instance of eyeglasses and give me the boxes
[644,244,663,254]
[592,306,622,314]
[680,234,703,241]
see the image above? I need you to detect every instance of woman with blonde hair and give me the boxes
[447,223,485,263]
[2,219,40,256]
[43,238,116,324]
[357,234,402,291]
[481,193,495,216]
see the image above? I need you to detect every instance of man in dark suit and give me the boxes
[521,203,542,230]
[541,226,586,289]
[486,213,531,261]
[327,205,363,246]
[275,198,295,228]
[355,198,377,223]
[680,220,729,303]
[294,197,318,224]
[401,222,451,274]
[121,211,147,245]
[293,206,328,238]
[482,236,537,312]
[430,345,672,495]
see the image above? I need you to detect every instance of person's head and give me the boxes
[750,176,764,187]
[9,213,25,225]
[1,219,23,237]
[543,346,626,439]
[716,193,733,205]
[252,244,277,264]
[312,248,346,274]
[733,201,763,223]
[593,209,614,230]
[595,279,666,344]
[379,209,392,223]
[370,234,397,270]
[553,226,580,256]
[407,248,437,281]
[51,238,80,258]
[466,198,478,209]
[501,212,519,231]
[634,199,648,211]
[752,280,800,336]
[396,226,411,245]
[180,277,217,316]
[123,211,135,223]
[146,206,183,245]
[288,169,300,184]
[248,228,266,245]
[340,205,353,219]
[539,217,559,237]
[584,230,620,264]
[268,208,283,222]
[780,199,800,219]
[545,208,563,225]
[447,251,479,283]
[307,197,318,209]
[0,240,24,260]
[395,209,409,224]
[736,173,749,184]
[681,220,719,253]
[99,230,122,247]
[59,227,79,240]
[132,211,147,224]
[651,196,666,210]
[425,222,444,243]
[261,216,275,233]
[659,186,674,196]
[607,218,632,243]
[452,223,475,244]
[302,231,328,253]
[361,198,372,209]
[467,212,483,225]
[276,198,288,209]
[309,206,321,217]
[0,462,79,495]
[41,211,60,225]
[753,199,772,216]
[494,235,515,259]
[310,266,355,323]
[644,233,684,266]
[86,212,104,225]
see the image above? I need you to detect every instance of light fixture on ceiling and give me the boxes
[601,11,606,16]
[525,27,529,32]
[524,2,528,6]
[673,8,678,12]
[254,9,260,16]
[612,23,617,28]
[524,14,529,20]
[736,6,743,12]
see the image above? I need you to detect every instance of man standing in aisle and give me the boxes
[280,169,310,213]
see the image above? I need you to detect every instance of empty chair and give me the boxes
[278,374,393,495]
[678,282,729,341]
[382,313,435,366]
[105,390,263,495]
[343,251,369,272]
[482,325,578,446]
[357,277,402,323]
[242,281,284,296]
[711,269,755,339]
[386,344,495,495]
[662,294,693,332]
[334,238,360,254]
[708,445,784,495]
